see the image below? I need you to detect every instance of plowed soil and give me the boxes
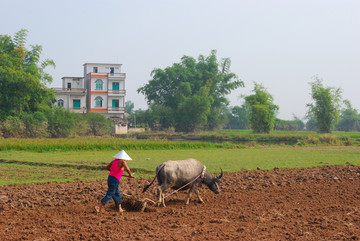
[1,166,359,240]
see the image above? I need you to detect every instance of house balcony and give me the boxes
[69,107,87,113]
[52,88,87,95]
[90,73,126,79]
[108,89,126,96]
[108,73,126,79]
[108,107,125,113]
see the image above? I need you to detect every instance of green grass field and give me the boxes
[1,145,359,185]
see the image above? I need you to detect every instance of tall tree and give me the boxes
[245,83,279,133]
[0,29,55,120]
[307,76,342,133]
[138,50,244,132]
[125,100,134,114]
[225,104,250,129]
[337,100,360,131]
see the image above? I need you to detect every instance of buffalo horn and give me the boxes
[217,168,223,179]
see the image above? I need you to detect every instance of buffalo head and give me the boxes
[203,168,223,194]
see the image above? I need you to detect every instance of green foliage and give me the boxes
[307,76,342,133]
[336,100,360,132]
[46,106,76,137]
[177,86,213,132]
[0,29,56,120]
[0,138,225,152]
[125,100,134,114]
[86,112,112,136]
[150,104,175,130]
[0,130,359,156]
[293,115,305,131]
[138,50,244,132]
[274,119,298,131]
[225,104,250,129]
[245,83,279,133]
[0,116,26,138]
[21,112,49,138]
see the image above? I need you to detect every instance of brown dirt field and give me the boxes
[1,165,359,240]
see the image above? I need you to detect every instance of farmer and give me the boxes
[95,150,134,214]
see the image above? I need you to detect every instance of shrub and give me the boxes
[73,114,90,136]
[21,112,49,138]
[0,116,26,138]
[46,107,76,137]
[86,112,113,136]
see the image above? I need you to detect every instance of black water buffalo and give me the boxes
[143,158,223,207]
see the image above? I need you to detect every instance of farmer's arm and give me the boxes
[119,160,134,178]
[106,161,112,171]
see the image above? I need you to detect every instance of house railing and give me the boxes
[108,107,125,112]
[108,73,126,78]
[108,89,126,95]
[52,88,86,93]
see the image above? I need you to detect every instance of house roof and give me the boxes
[83,63,122,66]
[61,77,84,79]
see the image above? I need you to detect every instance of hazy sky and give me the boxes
[2,0,359,119]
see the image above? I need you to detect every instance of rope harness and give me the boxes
[125,166,207,204]
[164,165,206,199]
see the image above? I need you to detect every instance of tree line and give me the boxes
[1,30,359,138]
[0,30,113,138]
[129,61,359,133]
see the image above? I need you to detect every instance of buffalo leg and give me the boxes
[161,191,166,207]
[185,186,196,205]
[157,187,163,207]
[195,189,204,203]
[157,187,166,207]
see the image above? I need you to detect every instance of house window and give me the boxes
[112,99,119,108]
[93,67,98,73]
[95,97,103,107]
[95,79,103,90]
[110,67,114,74]
[67,83,71,89]
[73,99,80,109]
[58,99,64,107]
[112,82,119,90]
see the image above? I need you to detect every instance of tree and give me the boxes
[244,83,279,133]
[86,112,113,136]
[337,100,360,131]
[274,119,298,131]
[137,50,244,132]
[307,76,342,133]
[305,112,318,131]
[177,86,213,132]
[46,106,76,137]
[0,29,56,120]
[125,100,134,114]
[293,115,305,131]
[225,104,250,129]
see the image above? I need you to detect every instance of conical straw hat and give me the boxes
[112,150,132,160]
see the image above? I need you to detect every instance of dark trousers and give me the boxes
[101,175,121,205]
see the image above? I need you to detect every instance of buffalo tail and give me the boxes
[142,164,165,193]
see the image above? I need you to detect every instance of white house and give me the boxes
[53,63,127,120]
[53,77,87,114]
[83,63,126,119]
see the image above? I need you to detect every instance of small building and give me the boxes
[53,77,87,114]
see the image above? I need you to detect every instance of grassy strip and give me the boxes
[129,131,358,145]
[0,138,242,152]
[1,131,359,152]
[1,147,359,185]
